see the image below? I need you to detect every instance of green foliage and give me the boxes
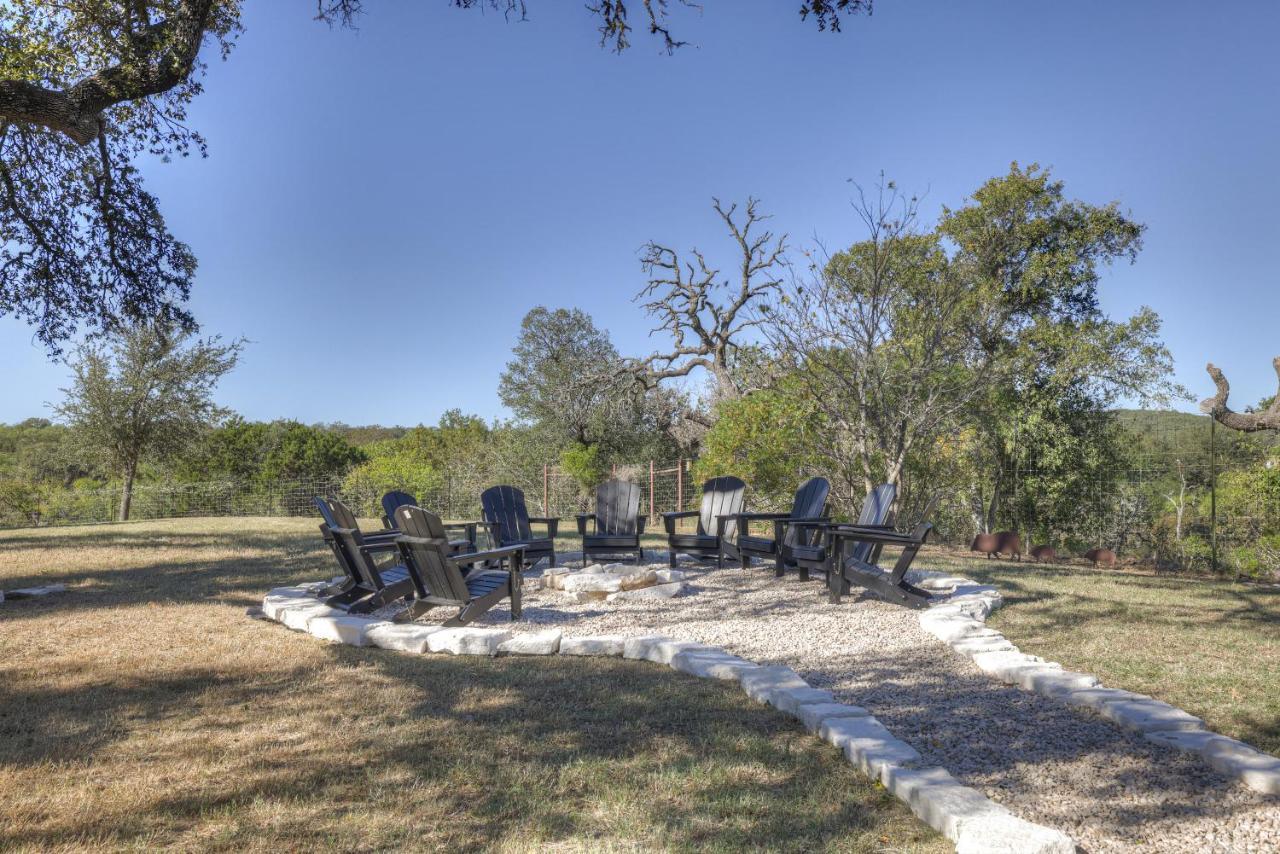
[174,418,366,483]
[695,379,823,498]
[559,442,606,491]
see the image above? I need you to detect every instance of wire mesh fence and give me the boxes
[5,435,1277,577]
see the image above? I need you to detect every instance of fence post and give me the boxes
[1210,417,1219,573]
[676,458,683,513]
[649,459,656,516]
[543,463,550,515]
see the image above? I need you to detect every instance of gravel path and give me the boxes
[457,553,1280,853]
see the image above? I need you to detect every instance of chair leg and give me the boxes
[798,566,810,582]
[774,553,786,578]
[509,576,522,621]
[717,547,724,569]
[828,568,843,605]
[668,549,677,568]
[549,551,556,568]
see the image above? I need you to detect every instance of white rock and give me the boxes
[562,574,623,594]
[826,715,923,777]
[6,583,67,599]
[262,592,315,621]
[954,811,1076,854]
[968,651,1062,684]
[1096,698,1204,733]
[560,635,626,656]
[1059,687,1152,712]
[950,636,1017,655]
[738,665,810,703]
[1143,728,1228,753]
[919,616,989,643]
[645,639,716,665]
[768,686,836,716]
[1201,738,1280,794]
[280,602,343,632]
[622,635,672,660]
[307,614,389,646]
[367,623,442,653]
[669,650,758,680]
[653,569,686,583]
[1018,669,1099,696]
[917,575,970,591]
[498,629,563,655]
[881,765,1007,841]
[428,627,512,655]
[606,582,688,602]
[617,569,658,590]
[797,702,870,733]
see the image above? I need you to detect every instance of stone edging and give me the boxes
[0,583,66,603]
[908,570,1280,796]
[260,583,1074,854]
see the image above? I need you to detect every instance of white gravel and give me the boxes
[439,551,1280,853]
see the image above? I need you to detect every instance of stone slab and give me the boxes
[950,636,1017,655]
[644,639,715,666]
[1059,687,1152,712]
[968,651,1062,684]
[498,629,563,655]
[1095,698,1205,733]
[954,812,1076,854]
[882,765,1007,841]
[279,602,343,632]
[768,686,836,716]
[427,627,512,656]
[561,574,622,594]
[606,582,688,602]
[307,614,389,646]
[1201,738,1280,794]
[835,716,924,777]
[622,635,672,660]
[653,569,686,583]
[5,584,67,599]
[797,702,870,733]
[366,623,442,653]
[1019,669,1099,696]
[560,635,626,657]
[669,650,758,681]
[738,665,810,704]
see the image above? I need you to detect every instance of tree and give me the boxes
[1,2,870,351]
[176,417,365,483]
[52,323,242,520]
[629,197,788,437]
[1201,358,1280,432]
[761,166,1177,517]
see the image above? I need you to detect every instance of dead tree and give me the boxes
[630,197,788,416]
[1200,358,1280,432]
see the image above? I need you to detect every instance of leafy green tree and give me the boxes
[52,322,242,520]
[176,417,365,483]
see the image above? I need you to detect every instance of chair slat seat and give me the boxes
[482,486,558,568]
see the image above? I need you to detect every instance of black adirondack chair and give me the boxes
[380,490,478,553]
[480,485,559,567]
[393,505,524,625]
[661,476,746,568]
[314,496,401,600]
[316,497,415,613]
[823,495,940,608]
[789,483,897,583]
[576,478,646,565]
[731,477,831,576]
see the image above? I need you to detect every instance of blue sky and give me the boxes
[4,0,1279,425]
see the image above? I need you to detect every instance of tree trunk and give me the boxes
[118,461,136,522]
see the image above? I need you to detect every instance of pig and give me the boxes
[1085,548,1117,568]
[971,531,1021,560]
[1029,544,1056,563]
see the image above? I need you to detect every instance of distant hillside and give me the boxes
[1114,408,1277,467]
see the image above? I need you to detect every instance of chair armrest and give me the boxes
[528,516,560,537]
[575,513,595,536]
[453,544,526,566]
[661,510,698,535]
[728,512,790,521]
[358,540,400,554]
[827,524,925,548]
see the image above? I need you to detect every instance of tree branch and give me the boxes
[1200,358,1280,432]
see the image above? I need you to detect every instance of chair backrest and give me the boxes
[595,478,641,536]
[481,485,533,545]
[395,505,470,603]
[697,476,746,538]
[381,491,418,527]
[848,483,897,564]
[322,497,382,588]
[785,476,830,546]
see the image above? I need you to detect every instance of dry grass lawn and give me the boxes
[0,518,946,852]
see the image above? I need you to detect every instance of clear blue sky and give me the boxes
[4,0,1279,425]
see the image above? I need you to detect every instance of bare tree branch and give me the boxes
[1200,358,1280,432]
